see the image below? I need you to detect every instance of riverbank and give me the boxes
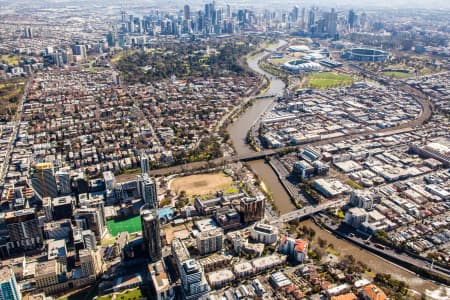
[312,215,450,286]
[299,219,442,294]
[231,38,445,297]
[247,160,295,214]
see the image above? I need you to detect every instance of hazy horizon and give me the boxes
[1,0,450,10]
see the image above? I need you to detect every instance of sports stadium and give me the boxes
[342,48,388,62]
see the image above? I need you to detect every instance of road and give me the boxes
[273,199,348,224]
[268,158,309,206]
[318,215,450,281]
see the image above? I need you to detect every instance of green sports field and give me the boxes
[107,216,142,236]
[306,72,354,89]
[382,71,413,78]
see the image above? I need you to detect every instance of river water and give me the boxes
[226,40,442,295]
[247,159,296,214]
[228,41,287,156]
[227,41,297,213]
[301,219,440,293]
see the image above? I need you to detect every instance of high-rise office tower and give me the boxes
[72,44,87,61]
[55,169,71,195]
[196,228,224,255]
[103,171,116,191]
[226,4,231,19]
[82,229,97,250]
[240,196,264,223]
[0,267,21,300]
[23,27,32,39]
[140,153,150,174]
[2,208,44,256]
[184,4,190,20]
[301,8,306,29]
[141,209,162,261]
[79,195,106,230]
[137,173,158,209]
[291,6,299,22]
[31,163,58,200]
[308,8,316,32]
[79,249,101,279]
[348,9,357,29]
[52,196,74,220]
[171,238,209,299]
[74,208,106,241]
[326,8,338,37]
[180,259,209,300]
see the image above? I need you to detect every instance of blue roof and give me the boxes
[157,207,174,219]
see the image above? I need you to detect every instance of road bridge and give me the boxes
[272,199,348,224]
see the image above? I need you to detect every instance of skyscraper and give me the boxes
[326,8,338,37]
[74,208,106,241]
[72,44,87,61]
[240,196,264,223]
[140,153,150,174]
[2,208,44,256]
[79,249,102,279]
[55,169,71,195]
[196,228,224,255]
[308,8,316,32]
[180,259,210,300]
[103,171,116,191]
[184,4,190,20]
[52,196,74,220]
[226,4,231,19]
[23,27,32,39]
[301,8,306,29]
[291,6,299,22]
[0,267,21,300]
[141,209,161,261]
[137,173,158,209]
[31,162,58,200]
[171,238,209,299]
[348,9,357,29]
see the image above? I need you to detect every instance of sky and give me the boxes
[2,0,450,10]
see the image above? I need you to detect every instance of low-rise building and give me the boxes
[269,271,293,290]
[361,284,387,300]
[207,269,235,289]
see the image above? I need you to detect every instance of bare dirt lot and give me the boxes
[169,172,233,196]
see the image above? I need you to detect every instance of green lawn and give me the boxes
[223,185,239,195]
[382,71,412,78]
[269,57,293,65]
[107,216,142,237]
[97,288,144,300]
[307,72,354,89]
[326,247,340,256]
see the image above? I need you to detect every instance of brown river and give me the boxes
[227,40,445,296]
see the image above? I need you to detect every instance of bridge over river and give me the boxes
[271,198,348,224]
